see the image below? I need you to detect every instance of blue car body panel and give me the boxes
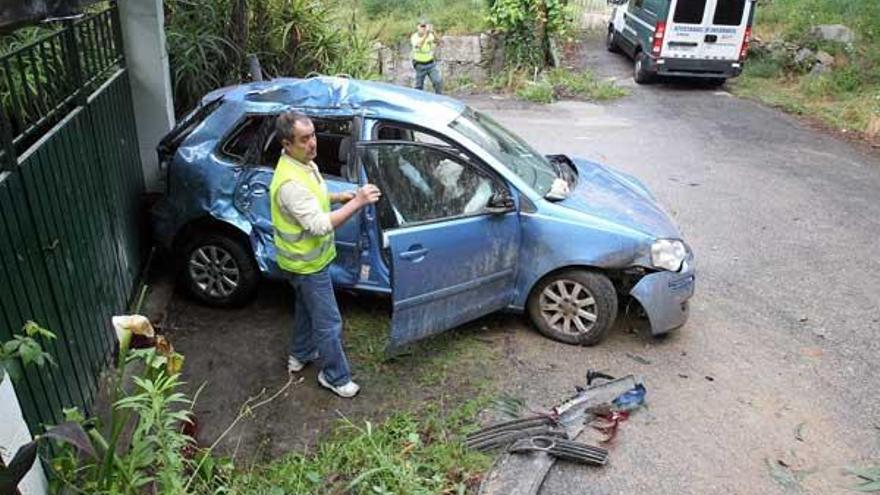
[153,76,695,349]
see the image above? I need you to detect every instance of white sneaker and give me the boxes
[287,355,311,373]
[317,371,360,398]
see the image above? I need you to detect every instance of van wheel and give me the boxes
[180,233,259,307]
[606,29,620,53]
[707,77,727,87]
[634,52,653,84]
[527,270,618,346]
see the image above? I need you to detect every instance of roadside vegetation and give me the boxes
[4,308,500,494]
[732,0,880,144]
[506,67,629,103]
[351,0,488,45]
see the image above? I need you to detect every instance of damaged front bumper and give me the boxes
[629,254,695,335]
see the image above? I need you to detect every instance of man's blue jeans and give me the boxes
[288,267,352,387]
[414,61,443,94]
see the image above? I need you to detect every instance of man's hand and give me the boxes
[355,184,382,205]
[334,191,356,203]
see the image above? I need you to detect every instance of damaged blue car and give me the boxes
[152,77,695,350]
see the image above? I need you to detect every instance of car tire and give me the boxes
[606,29,620,53]
[527,270,618,346]
[180,233,259,307]
[706,77,727,87]
[633,51,653,84]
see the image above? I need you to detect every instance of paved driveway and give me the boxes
[461,38,880,495]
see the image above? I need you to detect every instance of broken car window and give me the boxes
[450,108,558,197]
[361,143,496,228]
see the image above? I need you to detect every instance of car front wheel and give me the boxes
[181,233,259,307]
[527,270,618,346]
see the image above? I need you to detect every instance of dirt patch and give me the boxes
[158,275,514,462]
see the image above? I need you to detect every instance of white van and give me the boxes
[606,0,756,84]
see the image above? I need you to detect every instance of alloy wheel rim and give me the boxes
[188,245,240,298]
[539,280,598,336]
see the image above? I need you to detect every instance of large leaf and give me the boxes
[44,422,97,459]
[0,440,38,494]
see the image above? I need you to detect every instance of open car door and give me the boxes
[357,141,521,351]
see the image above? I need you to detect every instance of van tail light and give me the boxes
[652,21,666,56]
[739,26,752,60]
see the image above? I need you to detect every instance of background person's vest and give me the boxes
[269,155,336,274]
[411,32,436,63]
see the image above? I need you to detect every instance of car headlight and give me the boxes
[651,239,687,272]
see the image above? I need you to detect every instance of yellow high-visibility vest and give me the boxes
[269,154,336,274]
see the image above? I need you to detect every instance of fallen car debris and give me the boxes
[465,416,564,452]
[472,370,646,495]
[508,436,609,466]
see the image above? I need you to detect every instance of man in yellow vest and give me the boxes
[411,19,443,94]
[269,111,381,398]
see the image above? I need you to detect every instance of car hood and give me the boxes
[557,157,681,239]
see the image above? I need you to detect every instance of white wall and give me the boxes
[118,0,175,193]
[0,377,48,495]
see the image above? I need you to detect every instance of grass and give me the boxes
[337,0,489,46]
[341,296,503,389]
[227,398,493,494]
[730,0,880,142]
[501,67,628,103]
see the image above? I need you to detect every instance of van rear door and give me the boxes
[663,0,752,61]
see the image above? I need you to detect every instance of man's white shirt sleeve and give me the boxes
[277,181,334,236]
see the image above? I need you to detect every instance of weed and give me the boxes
[228,399,494,494]
[517,80,555,103]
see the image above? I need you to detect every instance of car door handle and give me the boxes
[399,245,429,261]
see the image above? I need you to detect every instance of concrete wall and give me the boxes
[118,0,175,193]
[0,377,48,495]
[377,34,504,89]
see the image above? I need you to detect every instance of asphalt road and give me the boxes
[460,38,880,494]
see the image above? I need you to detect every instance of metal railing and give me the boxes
[0,5,123,161]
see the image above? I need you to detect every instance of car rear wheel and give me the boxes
[181,233,259,307]
[527,270,618,346]
[634,51,653,84]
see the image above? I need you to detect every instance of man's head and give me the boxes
[276,111,317,163]
[418,19,430,35]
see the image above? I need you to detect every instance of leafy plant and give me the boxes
[488,0,574,70]
[0,321,57,383]
[164,0,381,116]
[45,316,201,494]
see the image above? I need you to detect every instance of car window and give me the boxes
[220,116,264,163]
[375,122,454,148]
[450,108,557,197]
[673,0,708,24]
[361,143,498,228]
[260,117,354,180]
[712,0,746,26]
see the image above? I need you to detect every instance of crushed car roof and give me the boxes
[203,76,467,125]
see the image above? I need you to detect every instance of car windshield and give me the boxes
[450,107,558,196]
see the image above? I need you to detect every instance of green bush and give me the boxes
[164,0,379,115]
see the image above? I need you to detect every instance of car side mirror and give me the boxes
[486,192,515,214]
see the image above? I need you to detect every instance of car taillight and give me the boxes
[652,21,666,56]
[740,26,752,60]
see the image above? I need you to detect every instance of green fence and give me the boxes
[0,3,145,433]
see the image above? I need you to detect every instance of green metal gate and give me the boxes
[0,3,145,433]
